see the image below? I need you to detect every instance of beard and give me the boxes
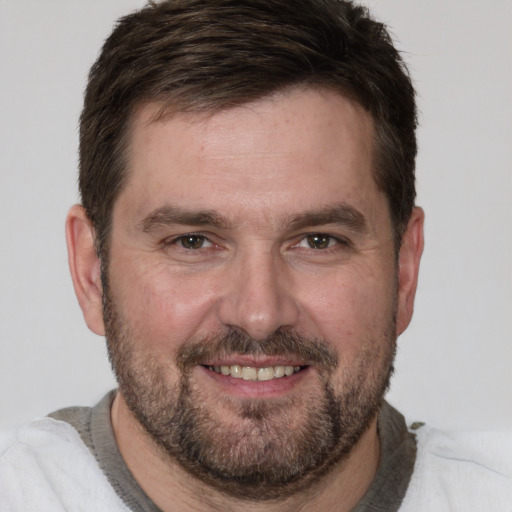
[103,283,396,500]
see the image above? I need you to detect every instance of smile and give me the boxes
[205,364,304,381]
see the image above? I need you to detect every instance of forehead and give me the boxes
[117,87,384,230]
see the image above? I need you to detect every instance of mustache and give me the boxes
[177,328,338,371]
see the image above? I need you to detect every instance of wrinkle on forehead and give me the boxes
[134,87,375,164]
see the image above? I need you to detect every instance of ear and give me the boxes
[396,207,424,336]
[66,204,105,336]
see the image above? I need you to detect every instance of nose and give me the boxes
[218,249,300,340]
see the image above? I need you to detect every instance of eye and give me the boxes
[297,234,339,250]
[176,234,212,250]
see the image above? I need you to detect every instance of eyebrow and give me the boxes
[287,204,368,234]
[139,205,234,233]
[139,202,367,235]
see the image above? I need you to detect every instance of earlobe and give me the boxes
[396,207,425,336]
[65,204,105,336]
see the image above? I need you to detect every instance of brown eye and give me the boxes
[179,235,207,249]
[306,234,332,249]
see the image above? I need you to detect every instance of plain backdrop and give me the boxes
[0,0,511,431]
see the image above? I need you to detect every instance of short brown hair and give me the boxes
[79,0,417,256]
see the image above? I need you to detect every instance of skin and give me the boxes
[66,87,424,511]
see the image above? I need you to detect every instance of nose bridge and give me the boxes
[218,245,299,340]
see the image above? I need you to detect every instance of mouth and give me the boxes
[204,364,306,381]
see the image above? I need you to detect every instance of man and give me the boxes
[0,0,510,510]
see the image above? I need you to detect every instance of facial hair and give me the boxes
[103,284,396,500]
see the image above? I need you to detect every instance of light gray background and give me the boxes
[1,0,511,430]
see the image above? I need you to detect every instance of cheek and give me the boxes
[301,265,396,351]
[108,257,221,351]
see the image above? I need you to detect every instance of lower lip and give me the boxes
[198,365,310,398]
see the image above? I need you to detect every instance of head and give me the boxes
[68,0,423,501]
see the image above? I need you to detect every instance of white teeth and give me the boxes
[257,367,274,381]
[284,366,295,376]
[207,364,303,381]
[274,366,285,378]
[242,367,257,380]
[230,365,242,378]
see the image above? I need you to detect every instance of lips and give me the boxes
[205,364,303,381]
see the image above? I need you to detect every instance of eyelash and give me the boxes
[162,232,350,253]
[293,233,350,251]
[163,233,214,251]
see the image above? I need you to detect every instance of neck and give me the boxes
[111,392,381,512]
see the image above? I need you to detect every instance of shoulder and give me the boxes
[0,415,128,512]
[400,423,512,511]
[0,415,89,466]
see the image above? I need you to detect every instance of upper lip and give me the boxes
[201,356,308,367]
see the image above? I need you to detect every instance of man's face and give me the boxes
[101,88,410,498]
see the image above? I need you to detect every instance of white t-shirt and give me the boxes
[401,425,512,511]
[1,403,511,511]
[0,417,129,511]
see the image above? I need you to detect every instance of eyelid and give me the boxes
[293,232,351,249]
[162,232,214,248]
[160,231,351,250]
